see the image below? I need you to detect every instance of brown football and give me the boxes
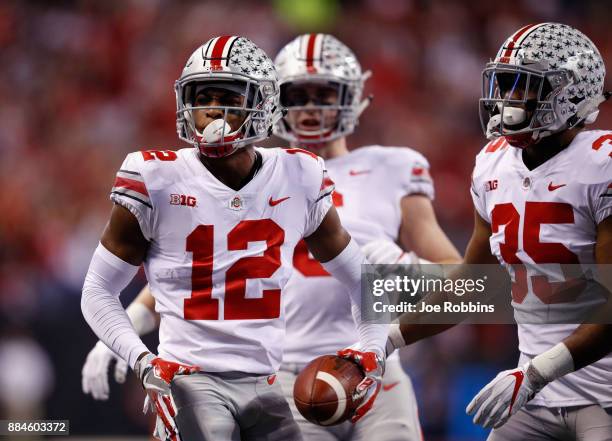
[293,355,364,426]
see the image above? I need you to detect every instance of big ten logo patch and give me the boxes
[170,194,197,207]
[485,180,498,192]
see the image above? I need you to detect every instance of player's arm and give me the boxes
[398,195,462,263]
[363,195,462,267]
[305,205,387,422]
[82,203,197,437]
[134,284,158,318]
[121,283,160,330]
[467,216,612,429]
[382,209,497,351]
[81,203,151,368]
[304,205,350,260]
[301,153,387,357]
[561,215,612,369]
[82,284,159,400]
[305,205,387,355]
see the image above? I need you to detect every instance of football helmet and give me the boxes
[480,23,608,147]
[175,36,281,157]
[274,34,371,145]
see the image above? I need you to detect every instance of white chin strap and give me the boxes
[356,95,372,118]
[356,70,373,118]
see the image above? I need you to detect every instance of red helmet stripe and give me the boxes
[221,36,238,60]
[499,23,538,63]
[202,37,217,63]
[305,33,319,73]
[210,35,233,69]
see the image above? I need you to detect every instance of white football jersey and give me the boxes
[110,147,333,374]
[282,146,434,364]
[471,130,612,407]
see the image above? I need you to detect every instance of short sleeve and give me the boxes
[395,152,435,200]
[304,158,334,237]
[109,153,154,240]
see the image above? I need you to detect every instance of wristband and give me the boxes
[530,342,574,383]
[386,323,406,356]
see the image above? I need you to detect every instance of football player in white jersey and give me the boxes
[80,33,461,440]
[367,23,612,440]
[273,33,461,440]
[80,35,388,441]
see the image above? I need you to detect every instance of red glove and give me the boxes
[337,348,385,423]
[135,353,199,440]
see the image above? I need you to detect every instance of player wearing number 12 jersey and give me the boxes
[367,23,612,440]
[273,34,461,440]
[80,34,460,440]
[80,36,387,441]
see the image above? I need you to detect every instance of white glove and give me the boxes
[466,362,548,429]
[82,341,129,400]
[135,353,199,441]
[362,240,419,265]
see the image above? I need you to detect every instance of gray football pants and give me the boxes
[488,404,612,441]
[171,371,303,441]
[278,358,423,441]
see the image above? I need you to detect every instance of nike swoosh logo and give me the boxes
[349,169,371,176]
[508,371,524,415]
[548,182,566,191]
[382,382,399,391]
[269,196,290,206]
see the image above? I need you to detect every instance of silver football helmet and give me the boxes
[175,36,281,157]
[480,23,608,147]
[274,34,371,145]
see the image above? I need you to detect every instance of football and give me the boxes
[293,355,365,426]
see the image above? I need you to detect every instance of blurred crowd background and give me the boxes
[0,0,611,439]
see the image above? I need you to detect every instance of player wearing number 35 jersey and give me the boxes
[368,23,612,441]
[81,36,387,441]
[472,130,612,370]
